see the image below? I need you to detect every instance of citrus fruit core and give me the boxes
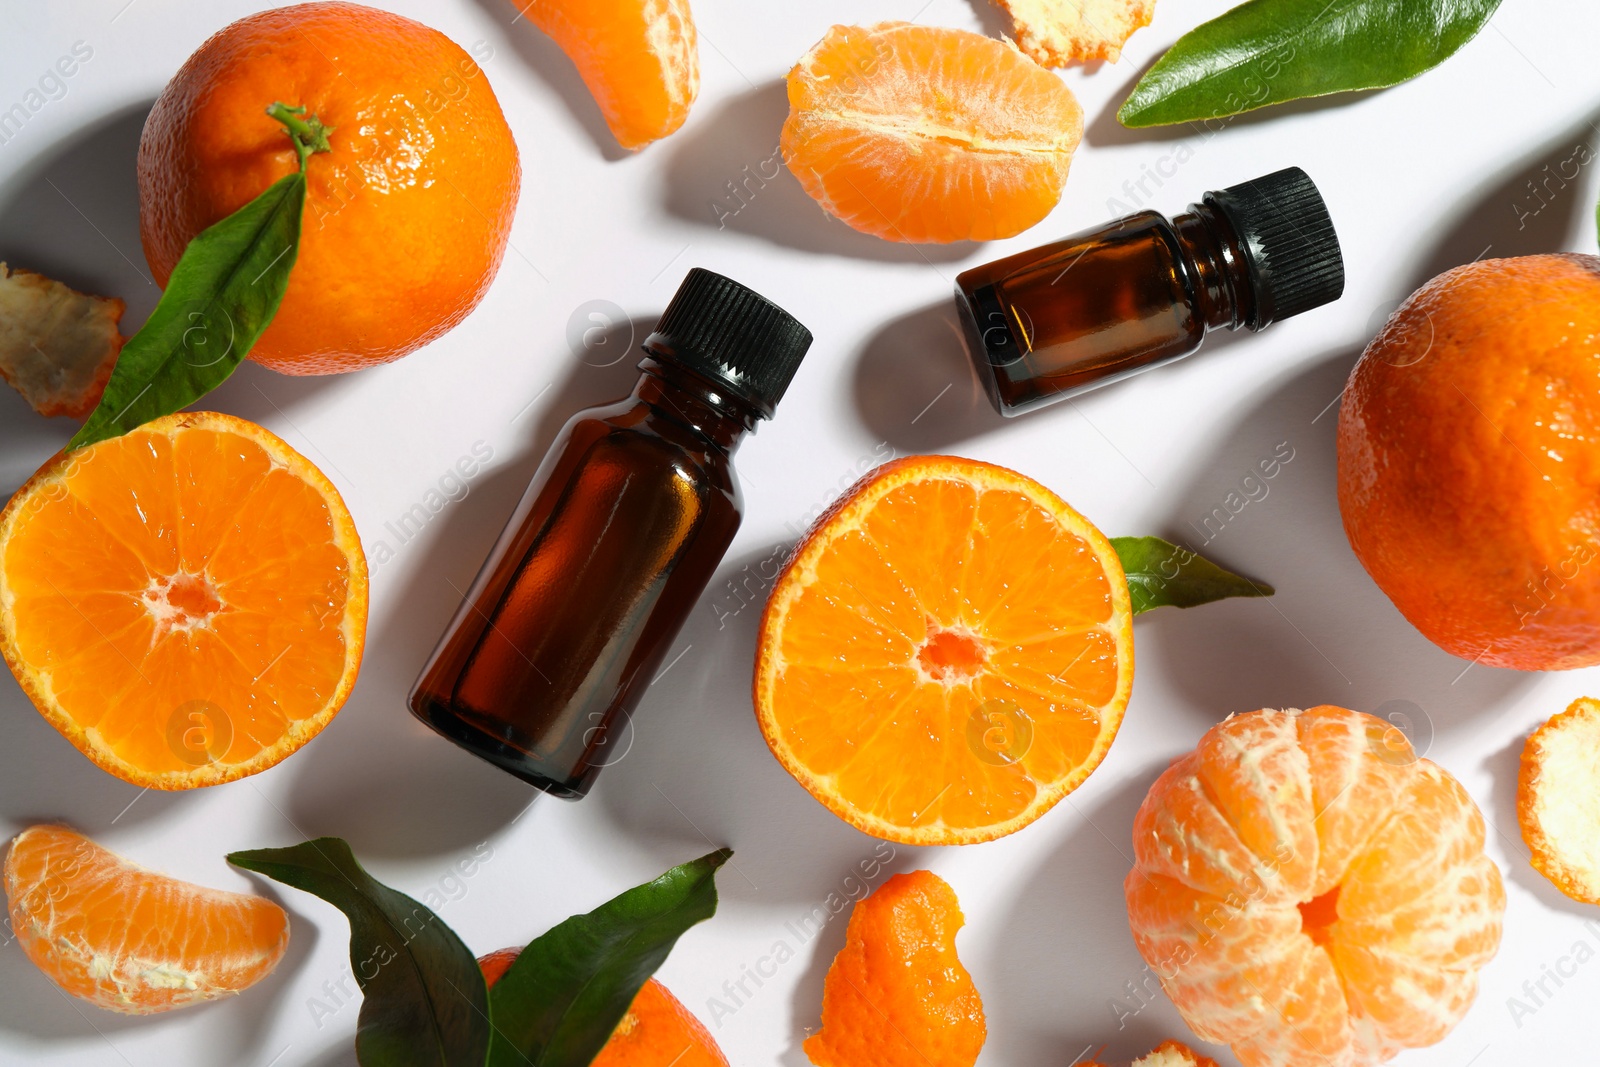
[917,626,986,680]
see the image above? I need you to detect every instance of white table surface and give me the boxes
[3,1,1598,1065]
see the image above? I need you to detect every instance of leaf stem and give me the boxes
[266,102,333,171]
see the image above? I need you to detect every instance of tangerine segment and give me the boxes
[804,871,985,1067]
[782,23,1083,244]
[4,825,288,1014]
[522,0,699,150]
[1124,706,1504,1067]
[1519,696,1600,903]
[755,456,1132,845]
[0,412,367,789]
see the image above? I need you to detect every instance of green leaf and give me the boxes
[1118,0,1503,128]
[228,838,490,1067]
[68,102,333,451]
[485,849,731,1067]
[1113,536,1273,614]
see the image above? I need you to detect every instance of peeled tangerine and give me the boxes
[1125,707,1504,1067]
[5,826,288,1013]
[1519,696,1600,902]
[782,23,1083,244]
[525,0,699,150]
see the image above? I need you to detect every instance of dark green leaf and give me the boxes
[67,171,304,450]
[1113,536,1273,614]
[486,849,731,1067]
[228,838,490,1067]
[1118,0,1502,128]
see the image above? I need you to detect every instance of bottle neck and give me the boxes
[1171,202,1258,332]
[632,355,762,451]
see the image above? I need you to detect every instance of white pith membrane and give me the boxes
[1523,699,1600,900]
[139,570,226,639]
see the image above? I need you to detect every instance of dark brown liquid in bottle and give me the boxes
[409,360,749,798]
[957,208,1252,416]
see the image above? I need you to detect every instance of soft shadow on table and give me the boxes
[301,1044,359,1067]
[0,678,184,833]
[280,320,653,858]
[1140,345,1531,732]
[774,845,927,1067]
[661,82,975,264]
[465,0,627,161]
[0,101,155,490]
[852,302,1002,453]
[591,540,904,906]
[987,767,1225,1065]
[1401,106,1600,290]
[0,100,157,324]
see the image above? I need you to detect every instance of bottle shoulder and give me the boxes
[559,401,741,498]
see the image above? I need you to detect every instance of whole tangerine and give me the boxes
[1338,254,1600,669]
[138,2,521,374]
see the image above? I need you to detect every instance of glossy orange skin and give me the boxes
[1338,255,1600,669]
[478,951,728,1067]
[138,2,520,374]
[804,871,985,1067]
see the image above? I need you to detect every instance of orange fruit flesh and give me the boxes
[1124,706,1505,1067]
[4,825,288,1014]
[756,456,1133,845]
[0,412,367,788]
[522,0,699,150]
[782,23,1083,243]
[478,956,728,1067]
[804,870,985,1067]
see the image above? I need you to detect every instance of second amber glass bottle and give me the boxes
[955,167,1344,416]
[410,269,813,799]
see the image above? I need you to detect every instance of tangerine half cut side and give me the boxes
[755,456,1133,845]
[0,412,367,789]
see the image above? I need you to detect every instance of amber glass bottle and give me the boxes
[410,269,812,798]
[955,167,1344,416]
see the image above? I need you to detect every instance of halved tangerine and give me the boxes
[0,412,367,789]
[754,456,1133,844]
